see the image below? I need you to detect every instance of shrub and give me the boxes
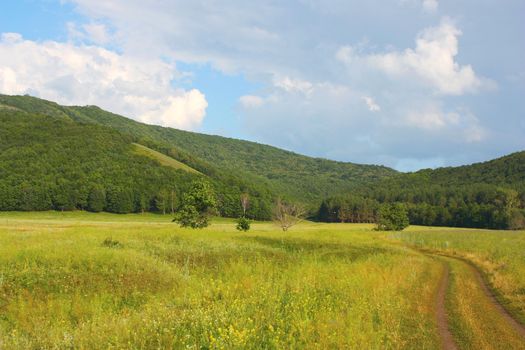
[236,217,251,231]
[101,237,123,248]
[376,203,409,231]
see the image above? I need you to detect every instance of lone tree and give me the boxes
[273,198,305,231]
[173,179,217,229]
[236,217,251,231]
[376,203,409,231]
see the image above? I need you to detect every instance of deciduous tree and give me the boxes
[376,203,409,231]
[273,198,305,231]
[173,180,217,229]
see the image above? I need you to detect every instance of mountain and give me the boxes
[0,94,396,217]
[319,152,525,229]
[1,95,396,202]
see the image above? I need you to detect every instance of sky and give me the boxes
[0,0,524,171]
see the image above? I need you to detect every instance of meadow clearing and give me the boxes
[0,212,524,349]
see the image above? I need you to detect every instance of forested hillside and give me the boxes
[2,94,524,229]
[319,152,525,229]
[0,94,396,218]
[0,94,396,205]
[0,102,275,219]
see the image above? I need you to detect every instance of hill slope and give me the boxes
[408,151,525,186]
[2,94,523,228]
[132,143,201,175]
[0,108,192,212]
[319,152,525,229]
[0,94,397,204]
[0,102,275,218]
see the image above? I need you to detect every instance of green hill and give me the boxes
[2,94,522,228]
[406,151,525,186]
[0,94,397,206]
[319,152,525,229]
[0,100,275,218]
[0,94,397,218]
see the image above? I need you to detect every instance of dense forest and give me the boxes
[0,94,396,204]
[0,102,274,219]
[1,94,524,229]
[318,152,525,229]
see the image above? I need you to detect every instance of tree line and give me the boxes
[317,183,525,230]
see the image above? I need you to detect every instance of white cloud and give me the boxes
[1,32,23,43]
[239,95,264,108]
[140,89,207,130]
[363,96,381,112]
[0,33,207,130]
[273,76,314,96]
[405,109,459,130]
[337,19,487,95]
[403,105,486,142]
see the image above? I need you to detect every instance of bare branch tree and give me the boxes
[240,193,250,217]
[273,198,305,231]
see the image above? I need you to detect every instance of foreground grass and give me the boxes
[1,213,524,349]
[0,213,440,349]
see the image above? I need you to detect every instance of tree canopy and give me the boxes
[376,203,410,231]
[173,180,217,229]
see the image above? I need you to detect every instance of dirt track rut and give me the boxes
[435,261,458,350]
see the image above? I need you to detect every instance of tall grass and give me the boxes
[0,213,440,349]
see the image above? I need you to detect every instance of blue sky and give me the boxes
[1,0,524,171]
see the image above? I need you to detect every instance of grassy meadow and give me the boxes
[0,212,524,349]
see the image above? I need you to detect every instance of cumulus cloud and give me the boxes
[239,77,489,168]
[239,81,364,154]
[0,33,207,130]
[337,19,487,95]
[140,89,208,130]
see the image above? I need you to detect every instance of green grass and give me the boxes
[132,143,202,174]
[1,213,524,349]
[0,213,439,349]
